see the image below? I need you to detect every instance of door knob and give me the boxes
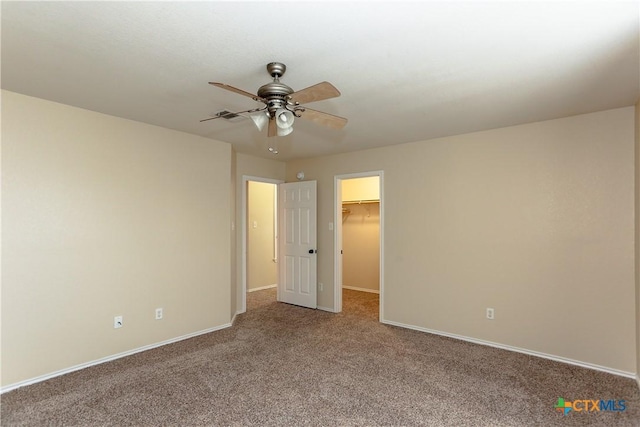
[308,249,317,254]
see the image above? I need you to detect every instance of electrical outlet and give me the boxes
[155,308,163,320]
[486,308,495,320]
[318,283,323,291]
[114,315,123,329]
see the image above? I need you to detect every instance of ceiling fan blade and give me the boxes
[199,107,265,122]
[209,82,264,102]
[268,117,277,137]
[290,81,340,104]
[298,107,348,130]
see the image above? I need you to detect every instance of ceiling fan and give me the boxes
[201,62,347,137]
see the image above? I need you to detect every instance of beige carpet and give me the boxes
[2,288,639,426]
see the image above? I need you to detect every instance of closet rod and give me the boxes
[342,199,379,205]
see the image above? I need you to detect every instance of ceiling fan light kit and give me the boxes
[201,62,347,140]
[275,109,294,136]
[249,111,269,131]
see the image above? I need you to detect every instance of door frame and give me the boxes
[240,175,283,314]
[333,171,384,319]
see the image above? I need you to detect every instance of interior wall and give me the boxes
[286,106,636,374]
[234,153,285,311]
[247,181,277,290]
[1,90,232,388]
[342,176,380,201]
[342,202,380,292]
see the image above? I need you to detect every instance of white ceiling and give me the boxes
[2,1,639,161]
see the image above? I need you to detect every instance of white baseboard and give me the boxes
[381,319,635,380]
[342,285,379,294]
[317,306,336,313]
[1,323,232,394]
[248,284,277,293]
[637,374,640,391]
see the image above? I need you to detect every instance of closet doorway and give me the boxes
[241,176,282,313]
[334,172,384,319]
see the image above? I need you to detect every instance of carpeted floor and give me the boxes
[2,288,639,426]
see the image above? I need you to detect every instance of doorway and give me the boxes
[334,171,384,319]
[241,176,282,313]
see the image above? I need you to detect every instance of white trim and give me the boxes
[334,177,342,312]
[381,319,636,379]
[231,311,240,325]
[379,172,385,322]
[248,284,277,293]
[636,374,640,391]
[342,285,380,294]
[317,306,337,313]
[334,171,384,319]
[241,176,283,314]
[273,186,278,263]
[1,323,232,394]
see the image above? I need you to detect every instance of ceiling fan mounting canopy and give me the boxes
[266,62,286,78]
[202,62,347,138]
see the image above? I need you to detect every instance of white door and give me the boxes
[278,180,317,309]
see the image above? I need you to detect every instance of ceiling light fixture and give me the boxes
[202,62,347,139]
[275,109,294,136]
[249,111,269,131]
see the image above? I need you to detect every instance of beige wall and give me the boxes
[1,91,232,387]
[247,181,277,290]
[287,107,636,373]
[342,203,380,292]
[234,153,285,311]
[342,176,380,201]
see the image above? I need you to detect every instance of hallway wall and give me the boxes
[247,181,277,290]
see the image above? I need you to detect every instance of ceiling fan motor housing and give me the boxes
[257,82,293,98]
[258,62,297,115]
